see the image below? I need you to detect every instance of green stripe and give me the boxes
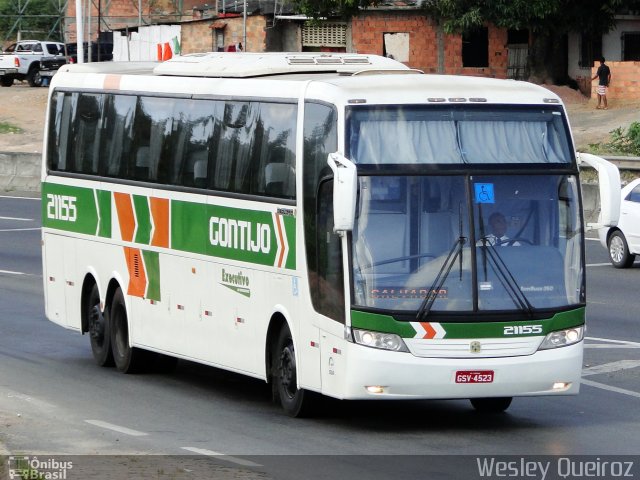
[283,215,296,270]
[42,183,297,270]
[351,308,585,338]
[171,200,208,255]
[96,189,111,238]
[171,201,294,268]
[221,283,251,298]
[42,183,98,235]
[142,250,161,301]
[440,308,585,339]
[133,195,151,245]
[351,310,416,337]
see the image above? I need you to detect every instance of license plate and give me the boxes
[455,370,494,383]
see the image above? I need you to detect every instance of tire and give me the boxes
[470,397,513,413]
[87,284,114,367]
[0,76,13,87]
[26,67,42,87]
[109,288,148,373]
[608,230,635,268]
[272,325,317,417]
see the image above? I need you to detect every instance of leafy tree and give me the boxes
[293,0,640,84]
[425,0,631,83]
[0,0,63,43]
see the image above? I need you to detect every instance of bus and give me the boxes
[41,53,620,416]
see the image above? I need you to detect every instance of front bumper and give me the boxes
[338,340,583,400]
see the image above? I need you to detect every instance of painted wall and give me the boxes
[568,17,640,95]
[113,24,181,61]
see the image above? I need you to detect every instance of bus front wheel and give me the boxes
[273,325,317,417]
[110,288,147,373]
[87,284,114,367]
[470,397,513,413]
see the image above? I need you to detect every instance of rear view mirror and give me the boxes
[327,152,357,232]
[577,152,621,229]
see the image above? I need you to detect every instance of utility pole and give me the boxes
[75,0,84,63]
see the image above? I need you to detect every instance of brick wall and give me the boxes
[351,12,438,73]
[591,61,640,101]
[181,16,268,54]
[350,11,508,78]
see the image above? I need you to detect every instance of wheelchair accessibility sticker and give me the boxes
[474,183,495,204]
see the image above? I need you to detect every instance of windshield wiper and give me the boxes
[416,235,467,322]
[481,244,534,317]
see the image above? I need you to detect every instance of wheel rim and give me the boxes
[279,342,297,399]
[610,235,625,263]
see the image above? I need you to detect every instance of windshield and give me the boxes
[351,174,583,314]
[347,105,572,165]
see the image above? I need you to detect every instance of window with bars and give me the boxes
[623,32,640,61]
[302,23,347,47]
[579,34,602,69]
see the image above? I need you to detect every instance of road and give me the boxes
[0,194,639,479]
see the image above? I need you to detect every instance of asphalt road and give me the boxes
[0,194,639,480]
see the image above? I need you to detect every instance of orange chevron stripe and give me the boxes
[150,197,169,248]
[124,247,147,298]
[421,322,436,339]
[114,192,135,242]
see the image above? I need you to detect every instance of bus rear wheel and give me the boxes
[470,397,513,413]
[87,284,114,367]
[110,288,147,373]
[273,325,317,417]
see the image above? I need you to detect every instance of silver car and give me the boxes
[599,177,640,268]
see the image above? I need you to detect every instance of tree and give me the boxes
[425,0,630,83]
[0,0,63,43]
[293,0,640,84]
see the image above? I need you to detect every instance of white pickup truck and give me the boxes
[0,40,66,87]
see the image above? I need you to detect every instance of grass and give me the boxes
[586,122,640,157]
[0,121,22,134]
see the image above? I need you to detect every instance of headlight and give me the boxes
[352,329,409,352]
[538,326,584,350]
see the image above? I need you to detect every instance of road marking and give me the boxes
[0,269,26,276]
[581,379,640,399]
[0,195,39,201]
[586,262,612,267]
[585,344,640,349]
[0,216,33,221]
[181,447,262,467]
[85,419,149,437]
[583,360,640,376]
[0,228,40,232]
[586,336,640,347]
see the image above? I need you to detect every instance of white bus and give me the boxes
[42,53,620,416]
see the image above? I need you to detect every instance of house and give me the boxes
[568,12,640,100]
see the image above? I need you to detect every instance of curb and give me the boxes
[0,151,41,192]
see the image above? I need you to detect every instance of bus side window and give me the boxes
[303,101,341,321]
[99,94,136,178]
[315,180,345,320]
[74,93,103,175]
[54,93,76,172]
[252,102,297,199]
[47,92,63,172]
